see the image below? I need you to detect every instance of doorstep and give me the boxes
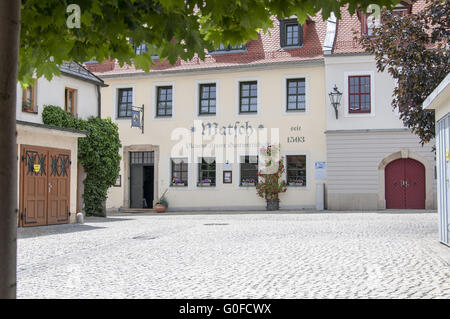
[119,208,157,214]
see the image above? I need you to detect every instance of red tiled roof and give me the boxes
[88,15,328,77]
[333,0,429,55]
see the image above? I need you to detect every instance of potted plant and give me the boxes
[171,177,186,187]
[289,178,304,186]
[154,189,169,213]
[256,145,287,211]
[241,178,256,187]
[198,178,212,187]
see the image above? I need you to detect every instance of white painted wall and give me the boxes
[16,74,99,123]
[324,55,404,130]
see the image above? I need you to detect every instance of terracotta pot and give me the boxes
[154,204,166,213]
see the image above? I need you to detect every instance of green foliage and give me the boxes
[359,0,449,144]
[42,105,121,216]
[155,189,169,208]
[18,0,399,86]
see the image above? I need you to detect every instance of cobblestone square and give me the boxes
[17,211,450,299]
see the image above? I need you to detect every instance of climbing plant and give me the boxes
[42,105,121,216]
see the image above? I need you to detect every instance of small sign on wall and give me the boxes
[114,175,121,187]
[314,161,326,180]
[223,171,232,184]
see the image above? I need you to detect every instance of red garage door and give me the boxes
[385,158,425,209]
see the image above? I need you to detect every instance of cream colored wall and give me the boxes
[103,64,327,210]
[16,126,81,223]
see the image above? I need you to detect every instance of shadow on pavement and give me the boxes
[17,224,105,239]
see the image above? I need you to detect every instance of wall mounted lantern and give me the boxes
[329,85,342,119]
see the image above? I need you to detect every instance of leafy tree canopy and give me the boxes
[359,0,449,144]
[20,0,399,85]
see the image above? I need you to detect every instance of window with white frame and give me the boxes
[171,158,188,186]
[240,156,258,186]
[286,155,306,186]
[117,88,133,118]
[198,158,216,186]
[286,78,306,111]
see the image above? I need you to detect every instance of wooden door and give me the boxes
[385,158,425,209]
[20,145,71,227]
[47,150,71,224]
[130,165,143,208]
[21,146,48,226]
[404,158,425,209]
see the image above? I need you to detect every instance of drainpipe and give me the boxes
[97,84,101,118]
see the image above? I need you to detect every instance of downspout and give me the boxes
[97,84,101,118]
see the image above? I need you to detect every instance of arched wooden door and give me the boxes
[385,158,425,209]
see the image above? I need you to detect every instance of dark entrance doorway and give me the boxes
[129,151,155,208]
[385,158,425,209]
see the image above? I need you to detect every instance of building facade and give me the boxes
[323,0,436,210]
[423,73,450,246]
[92,17,330,211]
[90,1,437,212]
[17,62,106,226]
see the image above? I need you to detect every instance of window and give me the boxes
[118,88,133,118]
[65,87,77,117]
[210,43,246,53]
[134,43,147,55]
[286,155,306,186]
[199,84,216,115]
[130,151,154,164]
[198,158,216,186]
[171,158,188,186]
[240,156,258,186]
[280,19,302,48]
[239,81,257,113]
[22,84,36,113]
[156,86,173,117]
[348,75,371,113]
[286,78,306,111]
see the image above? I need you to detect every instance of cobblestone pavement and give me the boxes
[17,211,450,299]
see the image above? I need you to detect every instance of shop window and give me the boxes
[286,78,306,111]
[199,84,216,115]
[156,86,173,117]
[171,158,188,186]
[198,158,216,186]
[239,81,257,113]
[240,156,258,186]
[118,88,133,118]
[286,155,306,186]
[280,19,303,48]
[65,87,77,117]
[22,83,36,113]
[348,75,371,113]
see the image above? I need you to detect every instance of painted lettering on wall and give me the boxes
[287,124,306,143]
[191,121,264,136]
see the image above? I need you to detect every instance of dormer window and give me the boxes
[134,43,147,55]
[361,2,411,36]
[280,18,303,48]
[361,13,380,36]
[209,43,246,54]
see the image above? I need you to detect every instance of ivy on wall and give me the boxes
[42,105,121,216]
